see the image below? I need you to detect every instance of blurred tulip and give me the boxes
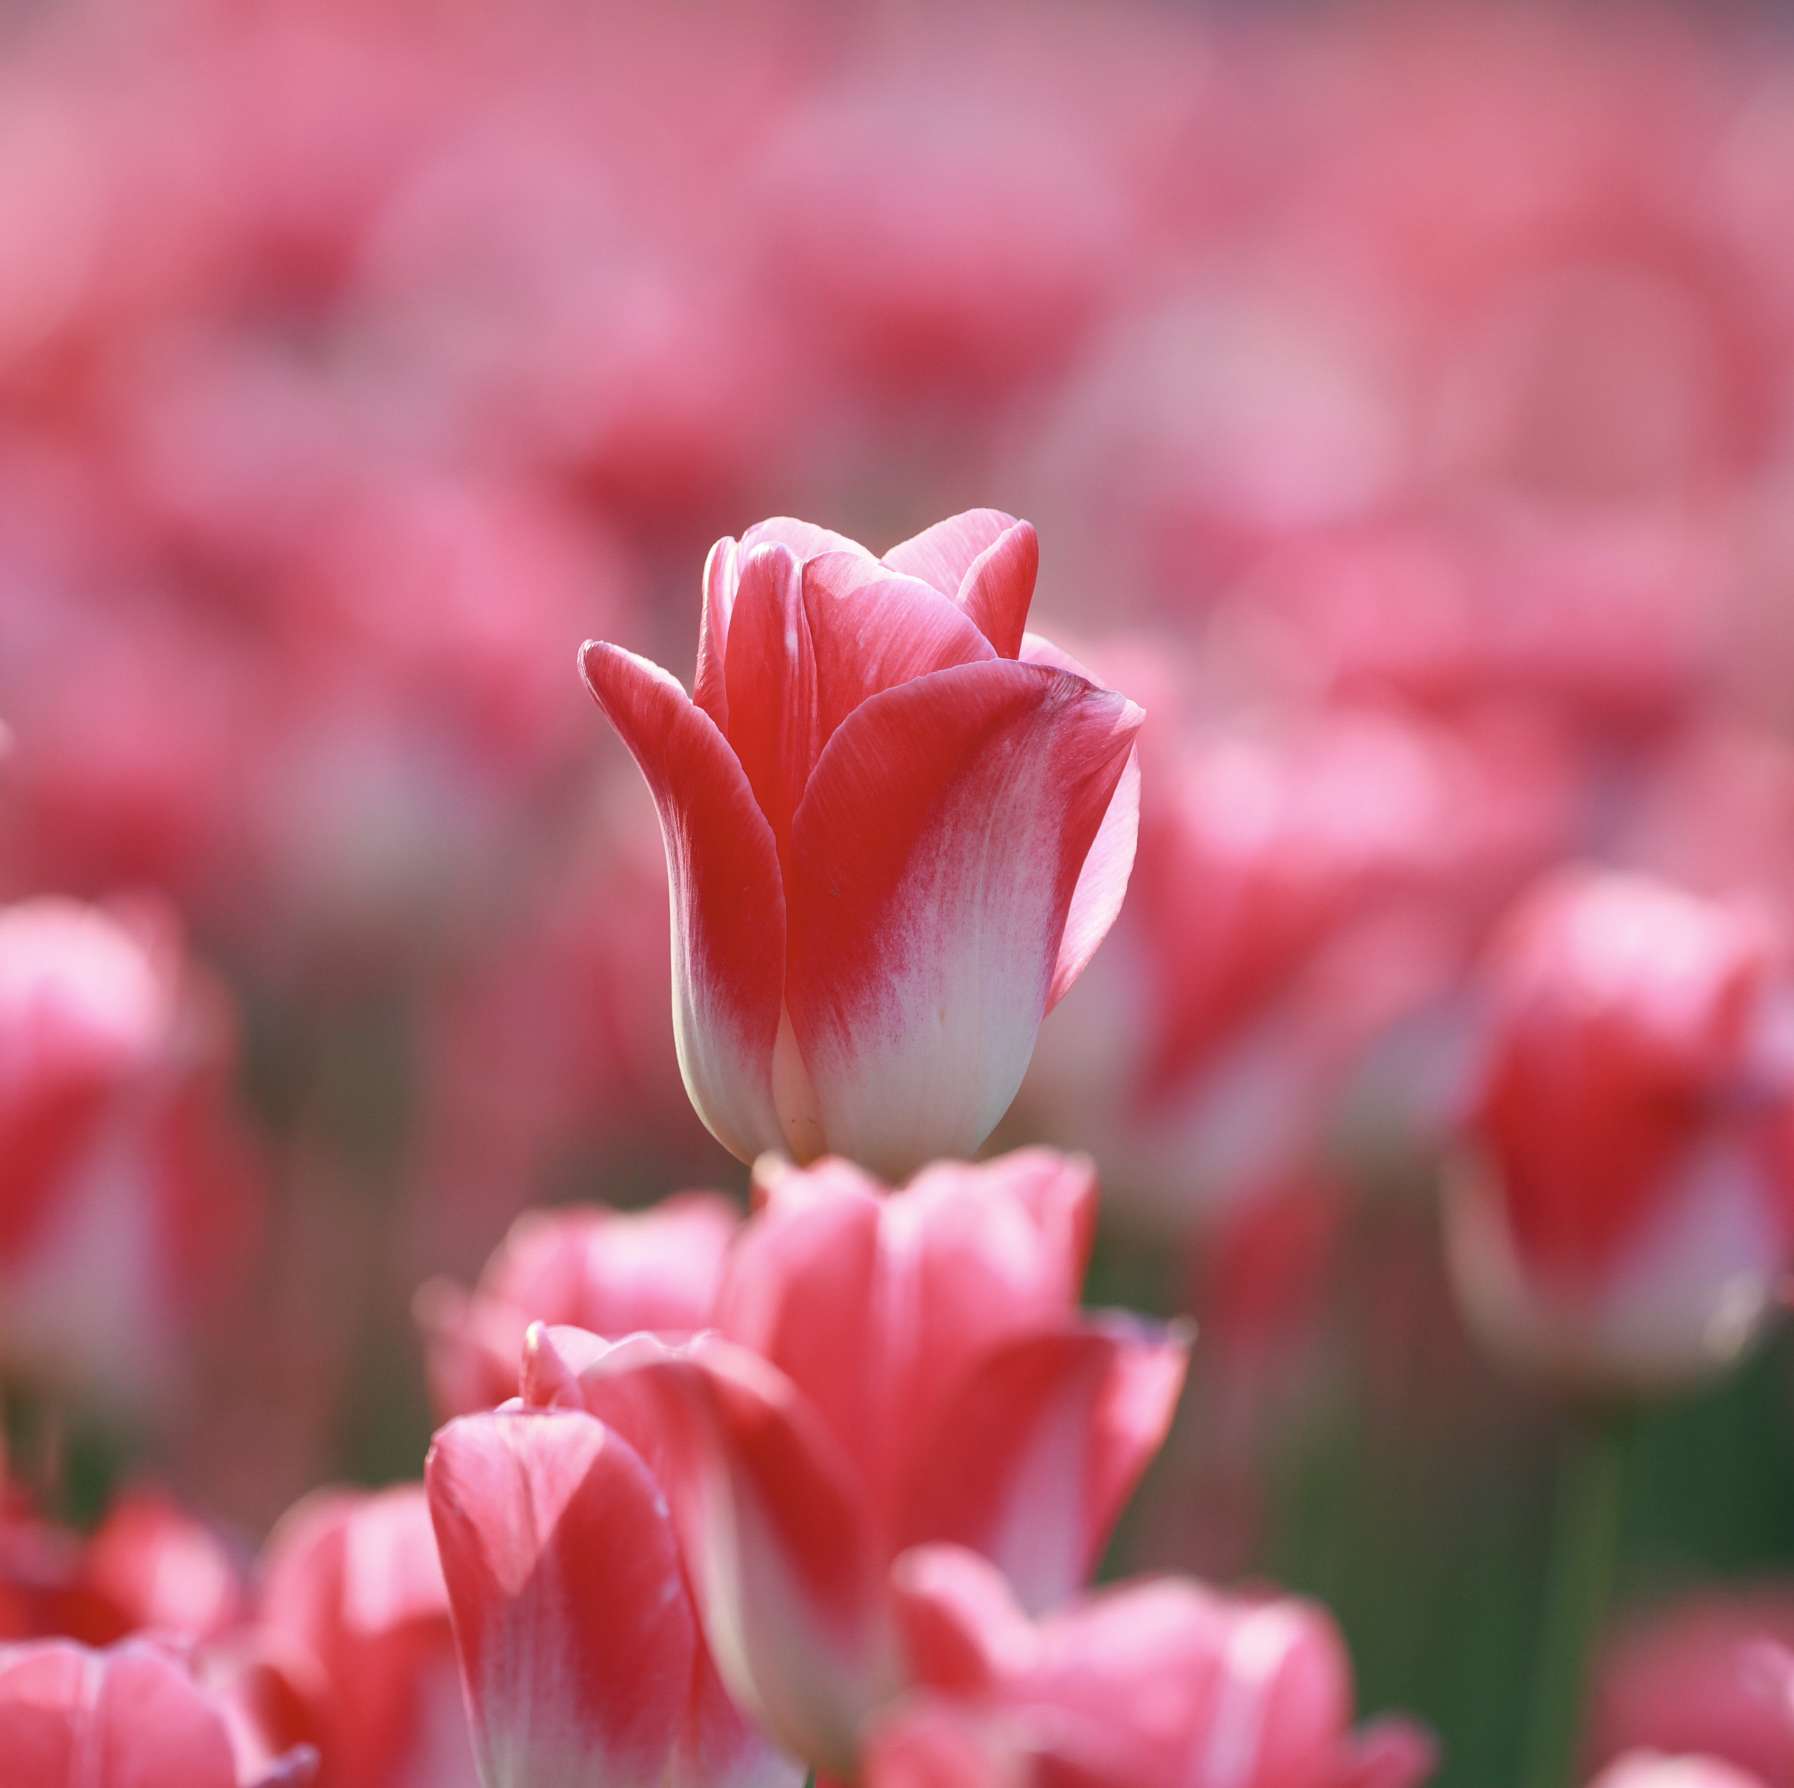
[415,1191,741,1418]
[1588,1758,1769,1788]
[426,1406,801,1788]
[580,512,1142,1176]
[520,1150,1188,1776]
[864,1545,1434,1788]
[0,896,265,1408]
[255,1485,475,1788]
[1450,871,1794,1394]
[1588,1588,1794,1785]
[0,1636,317,1787]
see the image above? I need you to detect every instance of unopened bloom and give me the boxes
[520,1150,1188,1777]
[425,1407,800,1788]
[865,1545,1434,1788]
[1450,871,1794,1395]
[0,1637,317,1787]
[580,511,1142,1177]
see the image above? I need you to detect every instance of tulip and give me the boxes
[0,896,266,1408]
[415,1193,741,1418]
[1588,1588,1794,1787]
[1449,871,1794,1394]
[255,1485,476,1788]
[579,511,1143,1177]
[863,1545,1435,1788]
[426,1407,801,1788]
[520,1150,1188,1776]
[1588,1758,1769,1788]
[0,1636,317,1788]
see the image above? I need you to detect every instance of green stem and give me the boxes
[1520,1411,1629,1788]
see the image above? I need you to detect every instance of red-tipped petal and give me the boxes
[426,1409,697,1788]
[897,1319,1191,1616]
[955,522,1038,658]
[724,543,819,858]
[785,660,1142,1178]
[580,642,785,1163]
[883,509,1020,600]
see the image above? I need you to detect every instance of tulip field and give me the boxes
[5,1,1794,1784]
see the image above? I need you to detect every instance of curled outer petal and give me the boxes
[579,643,786,1163]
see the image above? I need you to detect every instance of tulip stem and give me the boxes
[1521,1409,1629,1788]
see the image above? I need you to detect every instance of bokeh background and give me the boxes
[4,1,1794,1781]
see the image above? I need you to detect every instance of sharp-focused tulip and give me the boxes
[579,512,1143,1176]
[1449,871,1794,1394]
[415,1193,741,1418]
[425,1407,801,1788]
[864,1545,1435,1788]
[520,1150,1189,1776]
[0,1636,318,1788]
[0,896,266,1406]
[256,1485,476,1788]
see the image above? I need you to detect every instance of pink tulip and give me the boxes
[255,1485,476,1788]
[415,1193,741,1418]
[520,1150,1189,1776]
[426,1407,800,1788]
[579,511,1143,1176]
[864,1545,1434,1788]
[1449,870,1794,1393]
[1588,1588,1794,1786]
[0,896,266,1407]
[0,1636,317,1788]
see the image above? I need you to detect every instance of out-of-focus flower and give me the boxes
[425,1406,801,1788]
[521,1150,1188,1776]
[0,1636,318,1787]
[1450,871,1794,1395]
[0,896,266,1407]
[255,1485,475,1788]
[414,1191,741,1418]
[580,511,1143,1177]
[1588,1588,1794,1786]
[864,1545,1434,1788]
[1588,1758,1769,1788]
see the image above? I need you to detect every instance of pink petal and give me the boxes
[785,660,1143,1178]
[740,517,874,563]
[0,1639,243,1788]
[888,1545,1036,1694]
[426,1409,697,1788]
[882,509,1020,599]
[1021,634,1143,1010]
[694,535,739,732]
[896,1319,1191,1616]
[580,642,786,1163]
[539,1333,888,1777]
[802,554,995,746]
[954,521,1038,658]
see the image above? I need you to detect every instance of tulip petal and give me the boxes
[785,660,1143,1178]
[741,517,874,563]
[1021,635,1143,1010]
[954,522,1038,658]
[724,543,819,857]
[580,642,785,1163]
[426,1409,697,1788]
[802,554,995,745]
[0,1639,243,1788]
[883,509,1020,599]
[694,536,740,732]
[897,1319,1191,1616]
[547,1334,889,1777]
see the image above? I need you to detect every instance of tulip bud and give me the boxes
[1450,871,1794,1396]
[580,511,1142,1177]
